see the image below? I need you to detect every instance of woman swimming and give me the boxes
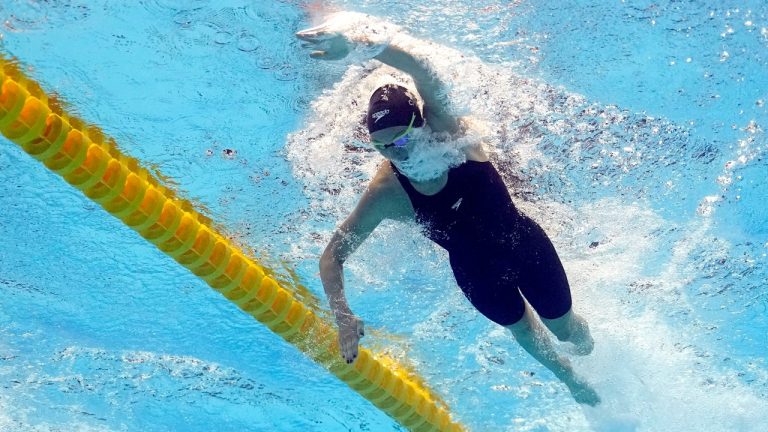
[297,13,600,406]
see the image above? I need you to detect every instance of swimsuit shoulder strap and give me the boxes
[389,161,420,198]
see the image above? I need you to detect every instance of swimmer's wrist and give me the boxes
[329,297,353,320]
[347,22,407,62]
[345,38,388,63]
[333,306,356,323]
[372,34,407,62]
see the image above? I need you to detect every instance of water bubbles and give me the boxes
[273,64,298,81]
[719,51,730,62]
[236,34,259,52]
[757,100,764,107]
[716,175,732,186]
[697,195,722,217]
[213,31,233,45]
[173,10,198,27]
[744,21,753,27]
[254,54,276,70]
[490,384,515,391]
[744,120,761,134]
[290,96,311,114]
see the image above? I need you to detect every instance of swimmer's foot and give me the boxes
[565,377,601,406]
[569,319,594,356]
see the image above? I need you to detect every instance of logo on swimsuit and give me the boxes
[451,197,463,211]
[372,109,390,123]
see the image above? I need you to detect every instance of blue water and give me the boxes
[1,1,766,431]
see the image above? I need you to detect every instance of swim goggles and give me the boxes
[371,114,416,149]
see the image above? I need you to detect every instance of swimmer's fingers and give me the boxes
[296,25,337,58]
[337,315,363,364]
[295,24,337,43]
[301,35,351,61]
[339,330,360,364]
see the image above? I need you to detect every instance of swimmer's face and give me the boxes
[369,125,416,161]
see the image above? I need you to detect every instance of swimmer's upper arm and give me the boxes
[325,192,384,264]
[322,166,403,265]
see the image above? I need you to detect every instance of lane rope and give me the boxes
[0,56,466,432]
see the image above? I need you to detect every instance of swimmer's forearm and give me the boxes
[319,254,354,320]
[374,44,458,133]
[374,45,440,101]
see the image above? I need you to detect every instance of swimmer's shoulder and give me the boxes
[453,119,490,162]
[465,144,489,162]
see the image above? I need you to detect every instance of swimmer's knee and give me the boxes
[503,307,535,338]
[504,316,528,333]
[540,308,575,341]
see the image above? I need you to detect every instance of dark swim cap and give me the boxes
[366,84,425,133]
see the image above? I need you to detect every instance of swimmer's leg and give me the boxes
[506,303,600,406]
[541,308,594,356]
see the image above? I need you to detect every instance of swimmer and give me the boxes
[297,13,600,406]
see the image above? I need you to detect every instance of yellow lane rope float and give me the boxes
[0,56,466,432]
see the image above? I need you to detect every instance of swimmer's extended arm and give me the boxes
[296,13,460,134]
[319,175,394,364]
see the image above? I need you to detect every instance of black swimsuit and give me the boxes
[391,160,572,325]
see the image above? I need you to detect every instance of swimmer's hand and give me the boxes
[296,26,352,60]
[295,12,397,61]
[335,312,365,364]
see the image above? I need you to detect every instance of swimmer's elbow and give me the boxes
[319,244,344,272]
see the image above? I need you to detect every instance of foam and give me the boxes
[562,199,768,431]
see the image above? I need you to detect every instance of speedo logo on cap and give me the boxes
[372,109,390,123]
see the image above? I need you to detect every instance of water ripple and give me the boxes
[236,33,259,52]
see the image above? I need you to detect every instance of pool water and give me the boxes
[1,1,766,431]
